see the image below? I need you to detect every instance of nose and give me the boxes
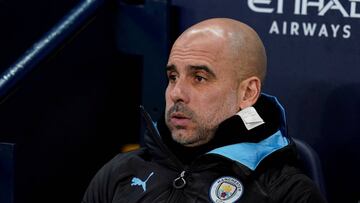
[168,79,190,104]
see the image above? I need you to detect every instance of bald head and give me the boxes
[165,18,266,146]
[172,18,267,83]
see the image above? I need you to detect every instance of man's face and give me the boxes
[165,33,241,147]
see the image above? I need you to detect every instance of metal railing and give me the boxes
[0,0,105,101]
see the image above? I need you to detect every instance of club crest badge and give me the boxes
[209,176,243,203]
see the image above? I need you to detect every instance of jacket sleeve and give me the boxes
[273,173,327,203]
[81,154,123,203]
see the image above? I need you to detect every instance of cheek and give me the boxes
[197,89,239,123]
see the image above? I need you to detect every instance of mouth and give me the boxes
[170,112,191,126]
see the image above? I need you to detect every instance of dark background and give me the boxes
[0,1,141,202]
[0,0,359,202]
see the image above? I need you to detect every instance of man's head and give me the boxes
[165,18,267,147]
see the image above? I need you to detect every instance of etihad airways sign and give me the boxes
[247,0,360,39]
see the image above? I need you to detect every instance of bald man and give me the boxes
[82,18,326,203]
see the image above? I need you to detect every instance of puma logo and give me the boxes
[131,172,154,192]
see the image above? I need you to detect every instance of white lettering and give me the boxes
[330,24,340,37]
[318,24,329,37]
[269,21,280,34]
[350,0,360,18]
[302,0,324,15]
[319,0,349,17]
[291,22,300,35]
[282,21,287,34]
[246,0,360,18]
[302,22,317,36]
[248,0,274,13]
[343,24,351,38]
[269,21,350,39]
[249,1,355,39]
[294,0,302,14]
[277,0,284,14]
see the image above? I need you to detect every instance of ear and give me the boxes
[238,76,261,109]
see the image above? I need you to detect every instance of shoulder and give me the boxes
[82,148,147,203]
[97,148,147,176]
[97,147,149,178]
[260,164,327,203]
[109,148,147,165]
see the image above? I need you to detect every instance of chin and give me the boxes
[172,134,206,147]
[172,132,192,144]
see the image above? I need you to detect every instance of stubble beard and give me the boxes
[166,92,239,147]
[165,103,217,147]
[165,90,239,147]
[174,123,217,147]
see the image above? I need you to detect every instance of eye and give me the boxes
[194,75,206,82]
[167,73,177,82]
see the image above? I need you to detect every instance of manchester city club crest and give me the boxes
[209,176,243,203]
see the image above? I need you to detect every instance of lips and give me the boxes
[170,112,191,126]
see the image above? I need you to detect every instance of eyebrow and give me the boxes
[166,64,176,72]
[190,65,216,78]
[166,64,216,78]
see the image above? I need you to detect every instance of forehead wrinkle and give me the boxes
[169,48,217,64]
[170,55,216,66]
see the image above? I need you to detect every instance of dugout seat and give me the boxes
[293,138,327,199]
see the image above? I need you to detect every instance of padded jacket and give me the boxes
[82,94,326,203]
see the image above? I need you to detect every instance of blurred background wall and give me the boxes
[0,1,141,202]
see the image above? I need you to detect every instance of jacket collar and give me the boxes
[141,93,292,170]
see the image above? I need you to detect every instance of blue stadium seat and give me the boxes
[293,138,327,199]
[0,142,15,203]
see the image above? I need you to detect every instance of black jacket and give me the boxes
[82,94,326,203]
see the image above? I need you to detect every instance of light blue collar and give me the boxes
[207,130,289,170]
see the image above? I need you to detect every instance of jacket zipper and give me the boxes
[173,170,187,189]
[166,170,188,202]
